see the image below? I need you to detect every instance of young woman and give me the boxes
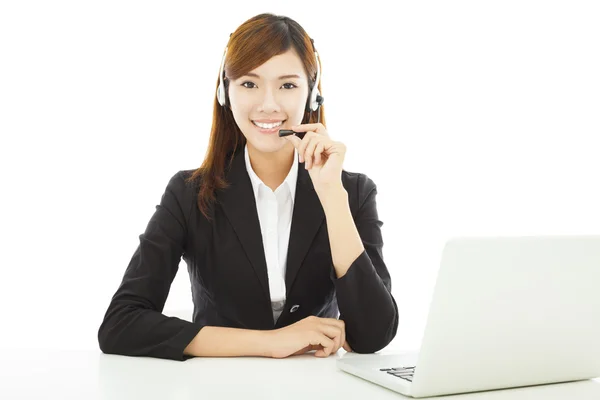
[98,13,399,361]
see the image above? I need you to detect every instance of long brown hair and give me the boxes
[185,13,327,221]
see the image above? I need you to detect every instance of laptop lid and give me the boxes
[411,235,600,398]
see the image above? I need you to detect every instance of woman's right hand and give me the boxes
[267,316,353,359]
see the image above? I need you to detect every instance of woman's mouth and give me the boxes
[252,120,286,134]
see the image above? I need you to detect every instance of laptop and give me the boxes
[337,235,600,398]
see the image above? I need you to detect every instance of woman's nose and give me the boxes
[258,87,281,112]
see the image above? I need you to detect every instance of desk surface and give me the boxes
[1,349,599,399]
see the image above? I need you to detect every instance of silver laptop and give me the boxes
[337,235,600,398]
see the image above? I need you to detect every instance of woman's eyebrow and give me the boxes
[243,72,301,79]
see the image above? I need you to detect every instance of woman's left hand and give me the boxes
[283,123,346,195]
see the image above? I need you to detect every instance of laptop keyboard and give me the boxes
[379,366,416,382]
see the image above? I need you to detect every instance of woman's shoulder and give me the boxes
[340,169,379,213]
[161,169,202,204]
[177,168,204,190]
[341,169,377,196]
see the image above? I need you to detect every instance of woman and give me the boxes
[98,13,399,361]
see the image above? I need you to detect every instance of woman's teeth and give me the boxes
[252,121,284,129]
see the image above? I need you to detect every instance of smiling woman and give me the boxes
[193,13,327,221]
[98,12,398,362]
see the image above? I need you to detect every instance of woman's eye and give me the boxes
[241,82,297,89]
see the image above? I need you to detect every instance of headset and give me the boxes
[216,35,325,123]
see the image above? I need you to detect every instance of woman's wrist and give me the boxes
[261,328,279,358]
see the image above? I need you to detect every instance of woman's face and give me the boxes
[227,49,309,154]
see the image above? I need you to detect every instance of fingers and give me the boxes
[284,123,329,165]
[284,134,307,163]
[295,316,348,357]
[283,134,302,153]
[297,131,317,165]
[329,318,346,354]
[284,124,332,169]
[318,324,343,355]
[304,135,321,169]
[324,319,344,354]
[310,334,334,358]
[292,344,312,356]
[334,319,345,353]
[309,316,346,356]
[291,123,327,135]
[314,142,325,166]
[301,134,330,170]
[342,340,353,352]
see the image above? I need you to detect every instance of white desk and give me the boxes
[1,349,599,399]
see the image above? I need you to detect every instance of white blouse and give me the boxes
[243,144,299,323]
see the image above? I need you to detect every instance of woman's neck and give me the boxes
[247,142,295,191]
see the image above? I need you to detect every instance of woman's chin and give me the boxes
[247,137,288,153]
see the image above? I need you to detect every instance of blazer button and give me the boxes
[290,304,300,313]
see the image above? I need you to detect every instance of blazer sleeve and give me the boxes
[97,171,204,361]
[330,173,399,353]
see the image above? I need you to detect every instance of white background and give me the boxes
[0,0,598,352]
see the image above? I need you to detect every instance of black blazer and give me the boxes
[98,147,399,361]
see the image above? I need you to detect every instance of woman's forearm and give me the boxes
[184,326,273,357]
[321,185,365,279]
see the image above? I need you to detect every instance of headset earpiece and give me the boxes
[216,47,228,107]
[307,49,323,112]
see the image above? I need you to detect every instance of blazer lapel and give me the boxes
[216,146,325,305]
[285,159,325,295]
